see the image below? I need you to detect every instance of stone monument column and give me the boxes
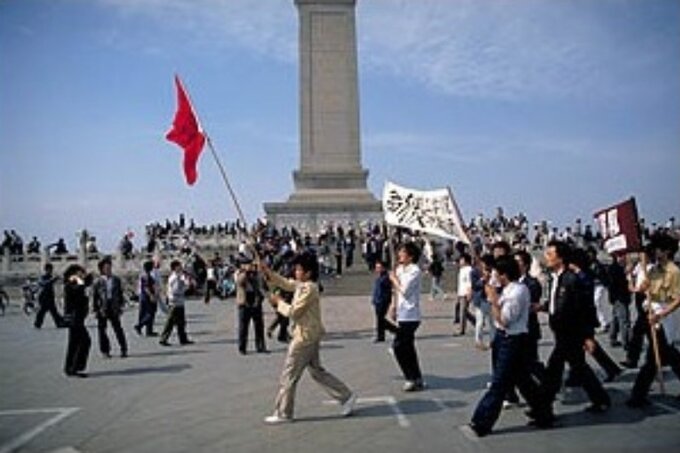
[264,0,382,233]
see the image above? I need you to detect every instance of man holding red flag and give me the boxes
[166,75,206,186]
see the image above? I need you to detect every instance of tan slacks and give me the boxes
[273,339,352,418]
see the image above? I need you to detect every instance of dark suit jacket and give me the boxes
[521,274,542,340]
[92,275,125,316]
[372,271,392,308]
[548,270,590,343]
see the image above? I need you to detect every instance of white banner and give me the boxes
[382,181,470,244]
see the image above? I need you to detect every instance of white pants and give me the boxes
[593,285,610,328]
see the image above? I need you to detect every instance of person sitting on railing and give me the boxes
[47,238,68,256]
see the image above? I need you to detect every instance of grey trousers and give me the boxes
[273,340,352,419]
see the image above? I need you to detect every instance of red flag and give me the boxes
[166,75,206,185]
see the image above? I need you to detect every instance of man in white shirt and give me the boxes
[455,253,475,334]
[159,260,194,346]
[389,243,425,392]
[468,257,551,437]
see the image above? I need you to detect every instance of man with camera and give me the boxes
[235,257,268,354]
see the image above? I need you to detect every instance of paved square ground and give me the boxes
[1,293,679,452]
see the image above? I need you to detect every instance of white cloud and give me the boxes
[97,0,679,101]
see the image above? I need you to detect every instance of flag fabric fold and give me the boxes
[382,181,470,244]
[166,75,206,186]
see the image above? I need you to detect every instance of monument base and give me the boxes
[264,192,382,234]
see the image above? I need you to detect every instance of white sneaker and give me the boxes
[264,414,292,425]
[341,393,357,416]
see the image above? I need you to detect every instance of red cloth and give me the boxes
[166,75,205,185]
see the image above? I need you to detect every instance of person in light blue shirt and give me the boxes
[389,242,425,392]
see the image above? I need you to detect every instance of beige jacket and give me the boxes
[266,272,325,344]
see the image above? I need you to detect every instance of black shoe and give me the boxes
[619,360,637,369]
[134,325,142,336]
[257,349,270,354]
[527,417,555,429]
[120,351,128,358]
[467,423,490,437]
[373,338,385,343]
[525,409,556,422]
[604,369,622,383]
[146,332,159,337]
[159,340,171,346]
[585,403,610,413]
[180,340,195,345]
[626,398,650,409]
[239,349,247,355]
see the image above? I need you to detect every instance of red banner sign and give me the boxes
[593,197,642,255]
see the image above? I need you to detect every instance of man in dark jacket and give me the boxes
[371,260,393,342]
[63,264,91,378]
[34,263,66,329]
[92,257,128,358]
[539,241,610,416]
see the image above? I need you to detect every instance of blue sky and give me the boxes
[1,0,679,252]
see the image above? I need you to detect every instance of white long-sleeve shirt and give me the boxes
[167,271,187,307]
[495,281,530,335]
[396,264,422,322]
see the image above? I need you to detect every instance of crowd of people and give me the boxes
[3,209,679,436]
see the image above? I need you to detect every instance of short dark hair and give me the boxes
[547,240,571,265]
[143,260,154,273]
[480,254,495,270]
[492,241,512,256]
[44,263,53,273]
[63,264,85,281]
[514,250,532,269]
[570,248,590,271]
[98,256,112,273]
[375,259,388,270]
[398,242,422,263]
[170,260,182,271]
[649,232,679,257]
[459,253,472,265]
[292,251,319,282]
[494,256,520,281]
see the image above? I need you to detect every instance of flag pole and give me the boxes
[204,134,248,231]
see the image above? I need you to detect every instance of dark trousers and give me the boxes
[335,254,343,276]
[374,303,389,341]
[590,339,621,378]
[345,248,354,268]
[161,306,188,344]
[455,297,476,333]
[136,298,157,334]
[631,324,680,401]
[472,332,548,432]
[204,280,217,303]
[268,313,290,342]
[542,336,610,407]
[610,301,631,347]
[626,294,647,365]
[238,304,266,353]
[35,301,64,328]
[97,313,127,355]
[64,325,91,374]
[393,321,422,382]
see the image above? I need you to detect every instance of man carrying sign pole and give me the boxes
[626,232,680,407]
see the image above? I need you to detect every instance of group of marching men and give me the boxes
[366,231,680,436]
[453,233,680,436]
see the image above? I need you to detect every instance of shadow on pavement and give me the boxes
[425,373,490,393]
[88,363,192,377]
[129,349,209,358]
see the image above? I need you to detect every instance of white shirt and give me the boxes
[496,281,530,335]
[457,264,472,297]
[549,270,563,315]
[167,271,187,307]
[396,264,422,322]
